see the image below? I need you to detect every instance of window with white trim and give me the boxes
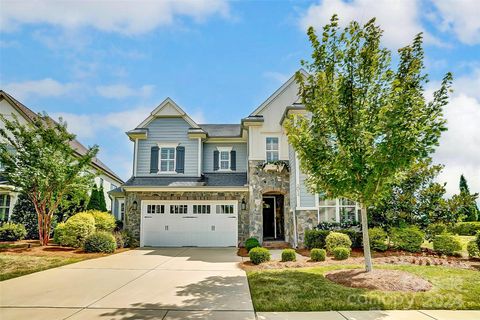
[160,147,175,172]
[0,194,10,222]
[147,204,165,214]
[216,204,234,214]
[193,204,211,214]
[266,137,279,162]
[219,150,230,170]
[170,204,188,214]
[318,196,358,223]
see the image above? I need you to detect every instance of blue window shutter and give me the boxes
[213,150,219,171]
[230,150,236,171]
[150,146,159,173]
[176,146,185,173]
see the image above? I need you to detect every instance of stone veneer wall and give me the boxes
[295,209,319,247]
[248,160,291,244]
[124,191,249,245]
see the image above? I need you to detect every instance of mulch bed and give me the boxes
[325,268,432,292]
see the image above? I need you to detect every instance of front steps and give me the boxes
[262,241,291,249]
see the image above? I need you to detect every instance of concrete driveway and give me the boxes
[0,248,255,320]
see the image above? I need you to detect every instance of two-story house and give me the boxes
[0,91,124,221]
[111,70,360,247]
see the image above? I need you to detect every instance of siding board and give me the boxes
[203,143,247,172]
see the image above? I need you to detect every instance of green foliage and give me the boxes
[477,232,480,249]
[120,229,134,248]
[84,231,116,253]
[10,193,38,239]
[0,222,27,241]
[310,248,326,262]
[467,240,479,258]
[332,247,350,260]
[325,232,352,252]
[452,222,480,236]
[86,210,115,232]
[304,230,330,249]
[97,185,107,212]
[458,175,479,221]
[425,223,448,241]
[60,212,96,248]
[113,232,124,249]
[281,249,296,262]
[337,229,362,248]
[245,237,261,252]
[368,227,388,251]
[390,227,424,252]
[53,222,66,244]
[0,113,97,245]
[433,234,462,256]
[86,185,102,211]
[249,247,271,265]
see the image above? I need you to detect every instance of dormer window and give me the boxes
[220,150,230,170]
[160,147,176,172]
[266,137,279,162]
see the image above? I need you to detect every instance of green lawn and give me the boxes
[0,254,84,281]
[247,264,480,311]
[422,235,475,257]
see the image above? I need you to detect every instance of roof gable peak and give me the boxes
[136,97,199,128]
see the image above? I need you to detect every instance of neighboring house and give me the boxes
[0,91,124,221]
[110,70,361,247]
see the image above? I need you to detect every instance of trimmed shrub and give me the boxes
[338,229,363,248]
[304,230,330,249]
[453,222,480,236]
[425,223,447,241]
[0,223,27,241]
[332,247,350,260]
[476,231,480,249]
[113,232,124,249]
[53,222,66,244]
[390,227,424,253]
[310,248,326,262]
[326,232,352,252]
[281,249,296,262]
[369,227,388,251]
[467,240,479,258]
[245,237,260,252]
[10,193,38,239]
[60,212,96,248]
[433,234,462,256]
[249,247,270,265]
[87,210,116,232]
[84,231,116,253]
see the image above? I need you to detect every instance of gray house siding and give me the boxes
[299,170,316,208]
[288,144,297,210]
[202,143,247,172]
[136,118,199,176]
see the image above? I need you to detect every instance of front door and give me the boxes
[262,197,275,239]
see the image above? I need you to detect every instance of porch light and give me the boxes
[241,198,247,210]
[132,200,138,211]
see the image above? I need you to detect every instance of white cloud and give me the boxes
[299,0,440,48]
[2,78,78,100]
[0,0,230,35]
[96,84,155,99]
[431,0,480,45]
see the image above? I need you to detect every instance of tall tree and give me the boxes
[86,184,101,211]
[457,174,479,221]
[98,184,108,212]
[285,15,452,272]
[0,113,97,245]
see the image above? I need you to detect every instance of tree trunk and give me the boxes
[360,204,373,272]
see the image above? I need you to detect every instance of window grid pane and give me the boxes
[170,205,188,214]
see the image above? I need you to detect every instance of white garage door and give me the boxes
[141,200,238,247]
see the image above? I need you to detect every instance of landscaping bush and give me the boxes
[86,210,116,232]
[304,230,330,249]
[332,247,350,260]
[310,248,326,262]
[0,222,27,241]
[60,212,96,248]
[433,234,462,256]
[84,231,116,253]
[53,222,66,244]
[425,223,447,241]
[113,232,124,249]
[281,249,296,262]
[476,231,480,249]
[338,229,363,248]
[368,227,388,251]
[467,240,479,258]
[390,227,424,252]
[452,222,480,236]
[10,193,38,239]
[114,220,124,232]
[249,247,270,265]
[325,232,352,252]
[245,237,260,252]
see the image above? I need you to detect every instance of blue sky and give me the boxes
[1,0,479,196]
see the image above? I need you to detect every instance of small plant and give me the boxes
[245,237,260,252]
[467,240,480,258]
[86,210,116,232]
[476,231,480,249]
[425,223,447,241]
[390,227,424,253]
[338,229,363,248]
[304,230,330,249]
[84,231,116,253]
[53,222,66,244]
[113,232,124,249]
[281,249,296,262]
[325,232,352,252]
[60,212,96,248]
[433,234,462,256]
[310,248,326,262]
[332,247,350,260]
[249,247,271,265]
[0,222,27,241]
[368,227,388,251]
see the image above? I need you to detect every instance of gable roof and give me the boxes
[250,68,308,116]
[199,124,242,137]
[0,90,123,184]
[136,97,199,129]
